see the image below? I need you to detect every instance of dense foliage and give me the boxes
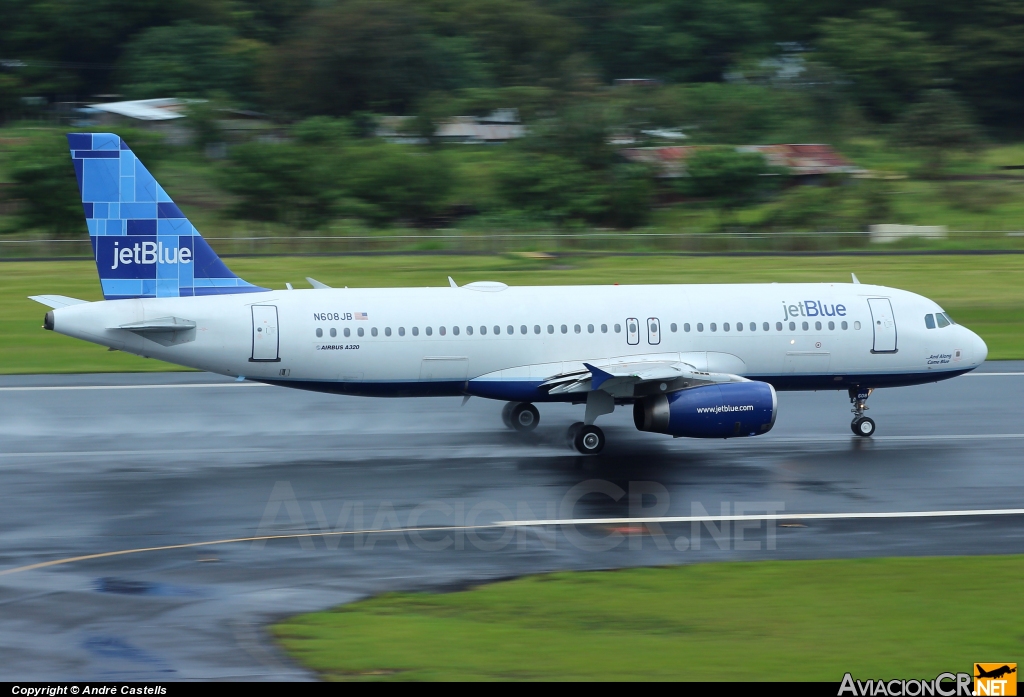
[0,0,1020,128]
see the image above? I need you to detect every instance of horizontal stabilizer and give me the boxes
[114,317,196,333]
[28,295,88,309]
[306,277,331,289]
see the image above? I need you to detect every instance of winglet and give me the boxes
[448,276,458,288]
[851,273,861,284]
[583,362,614,390]
[306,277,331,289]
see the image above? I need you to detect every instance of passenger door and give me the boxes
[867,298,898,353]
[251,305,279,361]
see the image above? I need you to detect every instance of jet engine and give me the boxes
[633,381,777,438]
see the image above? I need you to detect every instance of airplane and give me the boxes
[31,133,988,454]
[976,665,1016,680]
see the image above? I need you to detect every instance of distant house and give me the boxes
[620,143,863,181]
[78,98,197,144]
[434,109,525,144]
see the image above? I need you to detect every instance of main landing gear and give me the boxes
[849,387,876,437]
[502,401,539,432]
[565,422,606,455]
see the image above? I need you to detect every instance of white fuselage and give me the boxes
[48,281,987,398]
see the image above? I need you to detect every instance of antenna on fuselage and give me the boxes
[448,276,458,288]
[851,273,861,284]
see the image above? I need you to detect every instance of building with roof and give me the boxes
[619,143,864,181]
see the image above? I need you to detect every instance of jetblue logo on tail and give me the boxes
[67,132,266,300]
[110,240,192,268]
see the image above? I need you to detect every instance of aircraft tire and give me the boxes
[501,402,517,429]
[852,417,876,437]
[510,402,540,432]
[566,421,584,446]
[574,425,605,455]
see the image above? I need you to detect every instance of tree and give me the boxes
[893,89,980,176]
[7,133,85,236]
[680,147,776,208]
[816,9,941,122]
[266,1,465,116]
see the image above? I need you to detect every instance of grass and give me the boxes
[3,253,1024,373]
[271,555,1024,681]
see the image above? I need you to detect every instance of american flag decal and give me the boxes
[355,312,368,320]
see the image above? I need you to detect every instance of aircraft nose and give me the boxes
[967,327,988,365]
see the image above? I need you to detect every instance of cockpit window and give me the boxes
[936,313,950,328]
[943,312,956,325]
[925,314,935,329]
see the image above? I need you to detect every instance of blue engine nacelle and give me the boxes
[633,381,778,438]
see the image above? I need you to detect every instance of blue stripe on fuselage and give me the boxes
[258,369,973,400]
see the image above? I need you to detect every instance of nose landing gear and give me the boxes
[850,388,876,437]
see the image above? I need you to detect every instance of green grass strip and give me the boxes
[4,254,1024,373]
[272,556,1024,681]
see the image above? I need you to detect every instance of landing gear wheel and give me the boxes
[851,417,876,437]
[510,402,539,432]
[566,421,584,446]
[573,425,605,455]
[501,402,516,429]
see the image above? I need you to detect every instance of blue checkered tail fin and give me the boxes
[67,132,266,300]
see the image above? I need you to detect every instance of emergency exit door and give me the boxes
[251,305,280,361]
[867,298,897,353]
[626,318,640,345]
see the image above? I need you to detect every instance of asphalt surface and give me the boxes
[2,363,1023,680]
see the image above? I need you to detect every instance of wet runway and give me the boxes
[2,363,1024,680]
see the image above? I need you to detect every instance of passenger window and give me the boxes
[480,326,486,335]
[371,327,378,337]
[560,324,567,334]
[925,314,935,329]
[412,327,418,336]
[828,321,834,331]
[519,325,525,334]
[684,323,691,332]
[697,323,704,332]
[358,328,365,337]
[385,327,392,337]
[670,323,677,332]
[614,324,621,333]
[440,326,447,336]
[853,321,861,330]
[936,313,950,328]
[802,322,808,331]
[776,322,783,331]
[815,321,822,330]
[316,328,323,338]
[710,323,717,332]
[425,327,432,336]
[547,325,554,334]
[329,328,336,338]
[762,322,768,331]
[723,323,730,332]
[399,327,405,336]
[601,324,608,333]
[344,328,351,337]
[750,322,756,331]
[574,324,581,334]
[789,322,795,331]
[588,324,595,333]
[841,321,848,330]
[452,326,459,336]
[466,326,473,335]
[736,322,743,332]
[534,325,541,334]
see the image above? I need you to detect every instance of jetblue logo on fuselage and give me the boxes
[111,240,192,269]
[782,300,847,321]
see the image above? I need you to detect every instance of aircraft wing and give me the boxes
[540,357,747,397]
